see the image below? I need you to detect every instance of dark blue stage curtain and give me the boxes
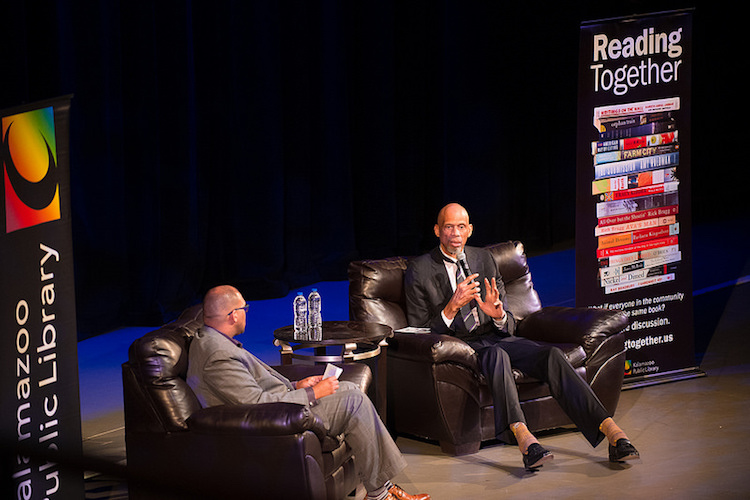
[1,1,745,338]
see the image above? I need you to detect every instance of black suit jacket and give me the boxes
[404,245,516,341]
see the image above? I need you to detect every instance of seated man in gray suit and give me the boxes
[404,203,639,470]
[187,285,429,500]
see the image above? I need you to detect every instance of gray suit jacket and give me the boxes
[186,325,312,408]
[404,245,516,340]
[187,326,409,490]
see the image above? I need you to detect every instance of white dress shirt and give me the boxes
[439,248,507,331]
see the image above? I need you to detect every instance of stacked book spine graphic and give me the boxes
[591,97,682,294]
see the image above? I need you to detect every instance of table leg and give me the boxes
[376,338,389,419]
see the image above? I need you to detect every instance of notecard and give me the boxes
[323,363,343,379]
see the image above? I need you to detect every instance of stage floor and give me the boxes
[79,221,750,498]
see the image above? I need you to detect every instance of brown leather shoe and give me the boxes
[388,483,431,500]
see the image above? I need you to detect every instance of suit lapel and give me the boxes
[429,247,454,302]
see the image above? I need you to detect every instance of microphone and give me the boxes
[456,251,473,280]
[456,251,479,310]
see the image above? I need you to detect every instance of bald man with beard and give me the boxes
[404,203,639,470]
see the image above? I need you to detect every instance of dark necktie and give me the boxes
[453,258,479,332]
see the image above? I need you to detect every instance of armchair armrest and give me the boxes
[183,403,341,499]
[390,332,479,372]
[517,306,628,358]
[275,362,372,394]
[187,402,327,441]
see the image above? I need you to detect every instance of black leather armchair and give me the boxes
[348,241,629,456]
[122,305,372,500]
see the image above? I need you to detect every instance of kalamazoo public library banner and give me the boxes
[1,96,84,498]
[575,10,702,387]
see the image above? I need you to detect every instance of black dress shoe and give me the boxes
[523,443,553,470]
[609,438,640,462]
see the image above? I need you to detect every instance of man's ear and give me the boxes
[467,224,473,239]
[226,310,237,325]
[434,224,440,238]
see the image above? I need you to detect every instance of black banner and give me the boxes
[1,96,84,498]
[576,11,699,385]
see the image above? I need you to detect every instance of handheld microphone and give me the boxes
[456,251,473,280]
[456,251,479,309]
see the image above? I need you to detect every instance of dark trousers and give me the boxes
[466,334,609,447]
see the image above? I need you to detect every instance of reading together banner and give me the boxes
[1,96,84,498]
[575,11,701,386]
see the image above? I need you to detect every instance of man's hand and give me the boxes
[296,376,322,389]
[443,273,481,320]
[311,376,339,399]
[476,277,506,320]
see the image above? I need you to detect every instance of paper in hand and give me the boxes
[323,363,343,380]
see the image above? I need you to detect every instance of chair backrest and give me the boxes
[484,241,542,321]
[348,241,543,329]
[348,256,410,331]
[123,304,204,433]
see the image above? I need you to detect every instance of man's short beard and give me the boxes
[442,244,461,256]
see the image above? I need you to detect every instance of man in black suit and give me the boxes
[404,203,639,470]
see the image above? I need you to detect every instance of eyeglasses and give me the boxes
[227,303,250,316]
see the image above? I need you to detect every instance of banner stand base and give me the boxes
[622,367,706,390]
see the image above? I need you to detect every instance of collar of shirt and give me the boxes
[204,325,243,348]
[439,248,459,291]
[439,247,458,263]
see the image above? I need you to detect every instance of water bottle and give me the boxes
[308,288,322,341]
[293,292,308,340]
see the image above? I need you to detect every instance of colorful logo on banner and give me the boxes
[2,106,61,233]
